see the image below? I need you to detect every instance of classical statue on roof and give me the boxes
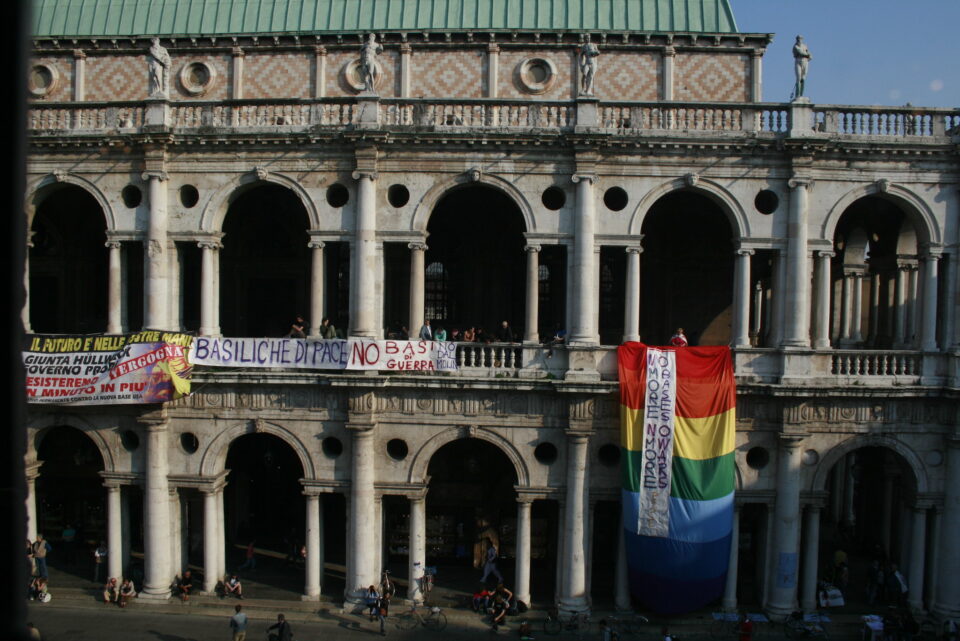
[148,37,171,98]
[360,33,383,94]
[792,35,811,100]
[579,33,600,97]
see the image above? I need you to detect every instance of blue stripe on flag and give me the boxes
[621,490,733,543]
[625,530,732,580]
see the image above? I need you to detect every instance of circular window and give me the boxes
[534,442,558,465]
[517,57,557,95]
[755,189,779,215]
[120,430,140,452]
[179,184,199,208]
[603,186,629,212]
[387,438,409,461]
[746,446,769,470]
[322,436,343,458]
[28,63,60,97]
[343,58,384,93]
[122,185,142,208]
[598,444,620,467]
[180,432,199,454]
[388,184,410,208]
[178,61,217,97]
[326,183,349,208]
[802,449,819,466]
[541,186,566,211]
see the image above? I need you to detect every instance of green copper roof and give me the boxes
[31,0,739,37]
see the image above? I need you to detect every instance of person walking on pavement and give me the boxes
[230,604,248,641]
[32,534,52,579]
[93,541,107,583]
[267,613,293,641]
[376,591,390,636]
[480,539,503,583]
[238,540,256,572]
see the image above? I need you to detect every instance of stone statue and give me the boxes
[579,34,600,97]
[148,37,171,97]
[792,35,811,99]
[360,33,383,94]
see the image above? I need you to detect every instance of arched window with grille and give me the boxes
[425,261,449,321]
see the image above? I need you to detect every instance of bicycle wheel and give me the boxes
[397,611,419,631]
[544,616,562,636]
[426,612,447,632]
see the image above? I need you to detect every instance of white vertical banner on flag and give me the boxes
[638,348,677,538]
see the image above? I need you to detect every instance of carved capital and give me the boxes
[407,242,428,252]
[399,43,412,54]
[663,46,676,57]
[921,243,944,260]
[625,246,642,255]
[105,240,122,250]
[817,250,836,259]
[352,169,378,181]
[684,172,699,188]
[308,240,326,250]
[736,248,755,257]
[571,173,597,185]
[487,43,500,53]
[73,49,86,59]
[779,433,806,449]
[232,46,244,57]
[197,240,223,251]
[788,175,813,189]
[141,170,168,182]
[524,244,541,253]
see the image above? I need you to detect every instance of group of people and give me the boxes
[472,582,518,631]
[363,571,396,636]
[26,535,52,603]
[229,608,294,641]
[286,316,339,339]
[101,576,137,607]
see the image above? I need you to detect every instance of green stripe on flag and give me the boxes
[670,452,735,501]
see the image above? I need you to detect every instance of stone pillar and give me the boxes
[868,272,881,344]
[524,245,541,343]
[851,270,865,344]
[25,462,40,541]
[662,47,675,100]
[314,46,326,98]
[570,174,597,344]
[908,506,927,611]
[141,418,172,599]
[74,49,86,100]
[399,43,411,97]
[921,248,941,351]
[346,426,376,604]
[751,281,764,346]
[169,488,181,578]
[408,493,426,604]
[308,240,326,336]
[783,177,811,347]
[304,493,322,600]
[216,489,226,584]
[750,49,763,101]
[487,44,499,98]
[614,514,630,611]
[894,263,909,347]
[351,170,378,338]
[555,499,565,604]
[106,240,123,333]
[623,247,642,343]
[408,242,427,336]
[926,507,941,610]
[933,437,960,619]
[559,431,590,614]
[908,265,921,347]
[839,271,853,345]
[514,497,533,606]
[733,248,754,348]
[765,435,803,618]
[800,506,822,612]
[106,484,123,582]
[230,47,244,99]
[143,170,170,330]
[202,488,218,592]
[813,251,834,349]
[723,505,741,610]
[23,230,33,333]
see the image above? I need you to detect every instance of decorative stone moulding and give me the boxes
[178,60,216,97]
[516,57,557,94]
[343,58,383,93]
[28,62,60,98]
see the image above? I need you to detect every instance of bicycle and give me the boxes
[607,613,650,639]
[543,607,593,637]
[418,565,436,603]
[784,611,830,639]
[396,603,447,631]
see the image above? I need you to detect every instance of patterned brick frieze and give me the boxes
[594,51,659,101]
[85,54,149,102]
[411,49,484,98]
[675,52,748,102]
[497,49,575,100]
[243,52,312,99]
[169,54,231,101]
[28,56,74,102]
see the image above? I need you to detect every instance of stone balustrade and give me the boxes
[812,105,960,137]
[600,102,789,134]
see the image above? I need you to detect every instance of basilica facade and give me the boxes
[23,0,960,620]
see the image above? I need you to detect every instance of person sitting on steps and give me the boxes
[224,574,243,599]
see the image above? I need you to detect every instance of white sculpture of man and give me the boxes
[360,33,383,94]
[148,37,171,97]
[792,35,811,99]
[579,34,600,97]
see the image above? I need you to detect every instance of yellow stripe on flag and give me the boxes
[621,405,734,460]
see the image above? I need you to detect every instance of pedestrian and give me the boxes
[93,540,108,583]
[480,539,503,583]
[238,540,256,571]
[886,563,908,607]
[118,577,137,607]
[267,613,293,641]
[662,626,673,641]
[376,591,390,636]
[230,604,249,641]
[103,577,119,604]
[32,535,52,579]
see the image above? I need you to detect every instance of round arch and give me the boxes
[628,177,750,238]
[407,427,530,487]
[26,172,118,231]
[820,182,940,246]
[811,434,928,494]
[199,170,320,232]
[29,418,116,473]
[199,420,316,479]
[411,173,536,234]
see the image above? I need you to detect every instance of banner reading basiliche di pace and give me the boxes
[24,331,194,405]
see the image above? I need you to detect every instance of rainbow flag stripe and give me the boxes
[618,343,736,614]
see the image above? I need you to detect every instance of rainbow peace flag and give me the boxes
[618,343,735,614]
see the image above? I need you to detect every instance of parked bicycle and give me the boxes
[396,603,447,631]
[606,613,650,639]
[417,565,436,603]
[784,611,830,639]
[544,607,593,637]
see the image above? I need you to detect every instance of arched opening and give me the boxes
[223,433,305,592]
[640,191,734,345]
[35,426,107,578]
[220,184,311,337]
[29,185,110,333]
[831,196,924,349]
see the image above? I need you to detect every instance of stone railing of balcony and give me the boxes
[381,98,576,130]
[599,101,790,134]
[811,105,960,137]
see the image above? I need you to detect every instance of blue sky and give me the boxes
[731,0,959,108]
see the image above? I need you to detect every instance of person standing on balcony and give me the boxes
[496,320,515,343]
[434,326,447,341]
[419,319,433,341]
[670,328,688,347]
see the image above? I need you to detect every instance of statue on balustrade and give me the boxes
[792,35,812,99]
[579,33,600,97]
[360,33,383,94]
[148,37,171,98]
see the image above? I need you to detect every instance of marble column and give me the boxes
[559,432,590,613]
[751,281,764,346]
[851,271,865,344]
[351,170,378,338]
[908,506,927,611]
[346,427,376,604]
[813,251,835,349]
[309,241,325,337]
[840,272,853,345]
[800,506,821,612]
[216,489,226,584]
[570,174,597,344]
[143,170,170,330]
[202,488,218,592]
[514,497,533,607]
[733,248,754,348]
[868,272,881,344]
[408,494,426,604]
[408,242,427,337]
[169,488,181,578]
[920,250,941,351]
[23,231,33,333]
[524,245,541,343]
[141,419,172,599]
[106,484,123,582]
[908,265,920,347]
[894,264,909,347]
[25,463,40,541]
[304,493,322,599]
[614,514,630,611]
[765,435,803,618]
[106,240,123,333]
[623,247,641,343]
[722,505,741,610]
[933,437,960,619]
[783,177,811,347]
[198,241,221,336]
